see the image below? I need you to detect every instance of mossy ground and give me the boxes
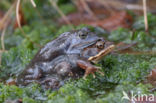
[0,1,156,103]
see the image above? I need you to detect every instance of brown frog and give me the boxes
[17,27,114,89]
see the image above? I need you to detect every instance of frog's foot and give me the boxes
[24,67,42,80]
[83,66,104,79]
[17,67,42,86]
[77,60,104,79]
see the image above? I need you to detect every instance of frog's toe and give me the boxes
[83,66,104,78]
[97,70,104,76]
[83,72,96,79]
[92,73,96,78]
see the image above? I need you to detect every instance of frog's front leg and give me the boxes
[77,60,104,78]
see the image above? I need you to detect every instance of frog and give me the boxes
[17,27,115,89]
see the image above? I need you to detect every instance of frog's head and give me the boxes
[67,27,101,53]
[67,27,114,59]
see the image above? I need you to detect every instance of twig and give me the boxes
[1,28,6,51]
[16,0,23,29]
[16,0,40,47]
[49,0,72,25]
[143,0,148,32]
[30,0,36,7]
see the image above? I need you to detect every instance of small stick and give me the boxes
[30,0,36,8]
[16,0,23,29]
[143,0,148,32]
[1,28,6,51]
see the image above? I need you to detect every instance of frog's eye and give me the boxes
[78,31,87,39]
[96,41,105,49]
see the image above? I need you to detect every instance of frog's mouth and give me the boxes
[88,45,115,64]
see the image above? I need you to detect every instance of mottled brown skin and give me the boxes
[17,27,111,89]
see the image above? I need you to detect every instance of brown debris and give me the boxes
[58,12,95,25]
[87,11,133,31]
[147,67,156,86]
[59,11,133,31]
[6,78,17,85]
[59,0,134,32]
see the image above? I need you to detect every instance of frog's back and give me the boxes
[31,32,72,63]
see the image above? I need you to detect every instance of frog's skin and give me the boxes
[17,27,112,89]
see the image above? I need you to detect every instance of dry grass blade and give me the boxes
[143,0,148,32]
[49,0,72,25]
[1,28,6,51]
[16,0,40,47]
[30,0,36,7]
[16,0,23,30]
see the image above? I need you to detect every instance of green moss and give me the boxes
[0,46,34,79]
[0,83,45,103]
